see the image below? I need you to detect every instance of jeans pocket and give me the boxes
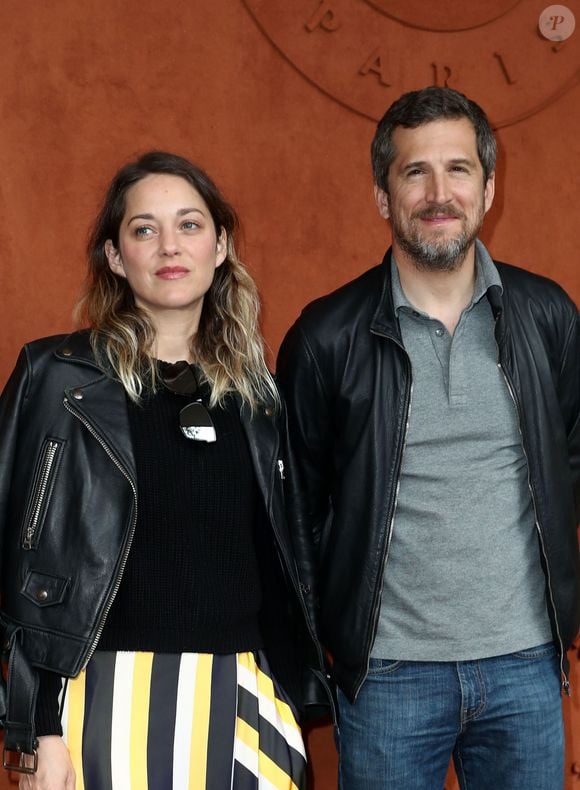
[367,658,405,675]
[512,642,557,660]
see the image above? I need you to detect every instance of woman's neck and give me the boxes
[149,315,199,364]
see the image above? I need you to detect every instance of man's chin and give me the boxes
[404,237,472,272]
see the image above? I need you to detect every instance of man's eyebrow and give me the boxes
[400,157,477,173]
[448,157,476,167]
[401,160,427,171]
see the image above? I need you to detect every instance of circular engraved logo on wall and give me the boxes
[362,0,522,31]
[243,0,580,128]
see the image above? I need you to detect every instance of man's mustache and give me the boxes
[413,204,466,220]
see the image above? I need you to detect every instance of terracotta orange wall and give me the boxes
[0,1,579,787]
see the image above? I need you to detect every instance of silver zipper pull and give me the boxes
[277,459,285,480]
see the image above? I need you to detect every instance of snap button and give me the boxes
[36,589,49,602]
[61,348,72,357]
[71,389,84,400]
[300,582,311,595]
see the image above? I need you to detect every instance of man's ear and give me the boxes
[483,172,495,215]
[105,239,126,278]
[374,185,390,220]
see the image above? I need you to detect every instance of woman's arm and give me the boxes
[18,736,75,790]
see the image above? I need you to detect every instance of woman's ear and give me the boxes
[215,229,227,269]
[105,239,126,278]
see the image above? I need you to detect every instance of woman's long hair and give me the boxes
[75,151,278,412]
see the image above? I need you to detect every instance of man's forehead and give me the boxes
[391,118,479,161]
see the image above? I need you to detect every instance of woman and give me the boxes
[0,152,328,789]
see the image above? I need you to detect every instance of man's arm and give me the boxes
[558,305,580,521]
[277,320,334,630]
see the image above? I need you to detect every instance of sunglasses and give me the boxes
[158,361,217,443]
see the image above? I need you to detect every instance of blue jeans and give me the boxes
[337,643,564,790]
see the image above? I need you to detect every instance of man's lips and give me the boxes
[420,215,459,225]
[155,266,190,279]
[415,206,464,222]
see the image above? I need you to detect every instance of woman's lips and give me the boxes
[155,266,189,279]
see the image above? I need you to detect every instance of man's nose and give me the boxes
[425,172,452,204]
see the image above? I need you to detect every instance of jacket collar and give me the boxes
[53,330,136,482]
[369,249,403,343]
[54,330,105,371]
[369,246,506,342]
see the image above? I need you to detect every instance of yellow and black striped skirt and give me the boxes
[61,650,307,789]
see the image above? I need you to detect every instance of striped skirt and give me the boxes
[60,650,307,790]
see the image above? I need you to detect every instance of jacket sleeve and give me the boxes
[276,321,334,639]
[558,305,580,521]
[0,347,31,575]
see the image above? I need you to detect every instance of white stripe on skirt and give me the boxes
[111,651,135,789]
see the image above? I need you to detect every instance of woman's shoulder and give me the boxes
[23,330,94,366]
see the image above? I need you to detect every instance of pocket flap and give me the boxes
[21,571,69,607]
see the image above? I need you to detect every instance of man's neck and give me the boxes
[393,243,477,335]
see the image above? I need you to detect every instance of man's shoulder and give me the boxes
[495,260,577,315]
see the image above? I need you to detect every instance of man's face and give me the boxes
[375,118,495,271]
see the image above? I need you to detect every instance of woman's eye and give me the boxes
[181,220,199,231]
[135,226,153,237]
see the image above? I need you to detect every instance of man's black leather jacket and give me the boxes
[277,250,580,702]
[0,331,330,761]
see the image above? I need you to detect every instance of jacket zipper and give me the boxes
[63,398,138,668]
[497,362,570,695]
[353,341,413,701]
[22,439,62,550]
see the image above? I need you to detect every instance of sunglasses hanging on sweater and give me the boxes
[158,360,217,443]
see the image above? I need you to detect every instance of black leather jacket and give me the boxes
[0,331,329,760]
[277,250,580,702]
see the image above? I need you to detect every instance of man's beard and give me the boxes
[391,203,484,273]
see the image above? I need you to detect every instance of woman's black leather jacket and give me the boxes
[0,331,330,766]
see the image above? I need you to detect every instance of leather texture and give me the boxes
[277,249,580,702]
[0,331,331,756]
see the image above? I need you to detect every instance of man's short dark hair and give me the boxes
[371,86,497,191]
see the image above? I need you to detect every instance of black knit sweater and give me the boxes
[99,383,264,653]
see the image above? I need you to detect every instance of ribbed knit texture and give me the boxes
[98,383,264,653]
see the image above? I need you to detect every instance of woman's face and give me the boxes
[105,173,227,327]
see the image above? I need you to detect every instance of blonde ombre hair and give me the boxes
[76,151,278,412]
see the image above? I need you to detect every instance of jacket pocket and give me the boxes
[21,437,65,550]
[21,570,69,607]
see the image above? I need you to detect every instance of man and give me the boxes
[277,87,580,789]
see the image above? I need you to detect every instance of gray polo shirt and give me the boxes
[371,240,552,661]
